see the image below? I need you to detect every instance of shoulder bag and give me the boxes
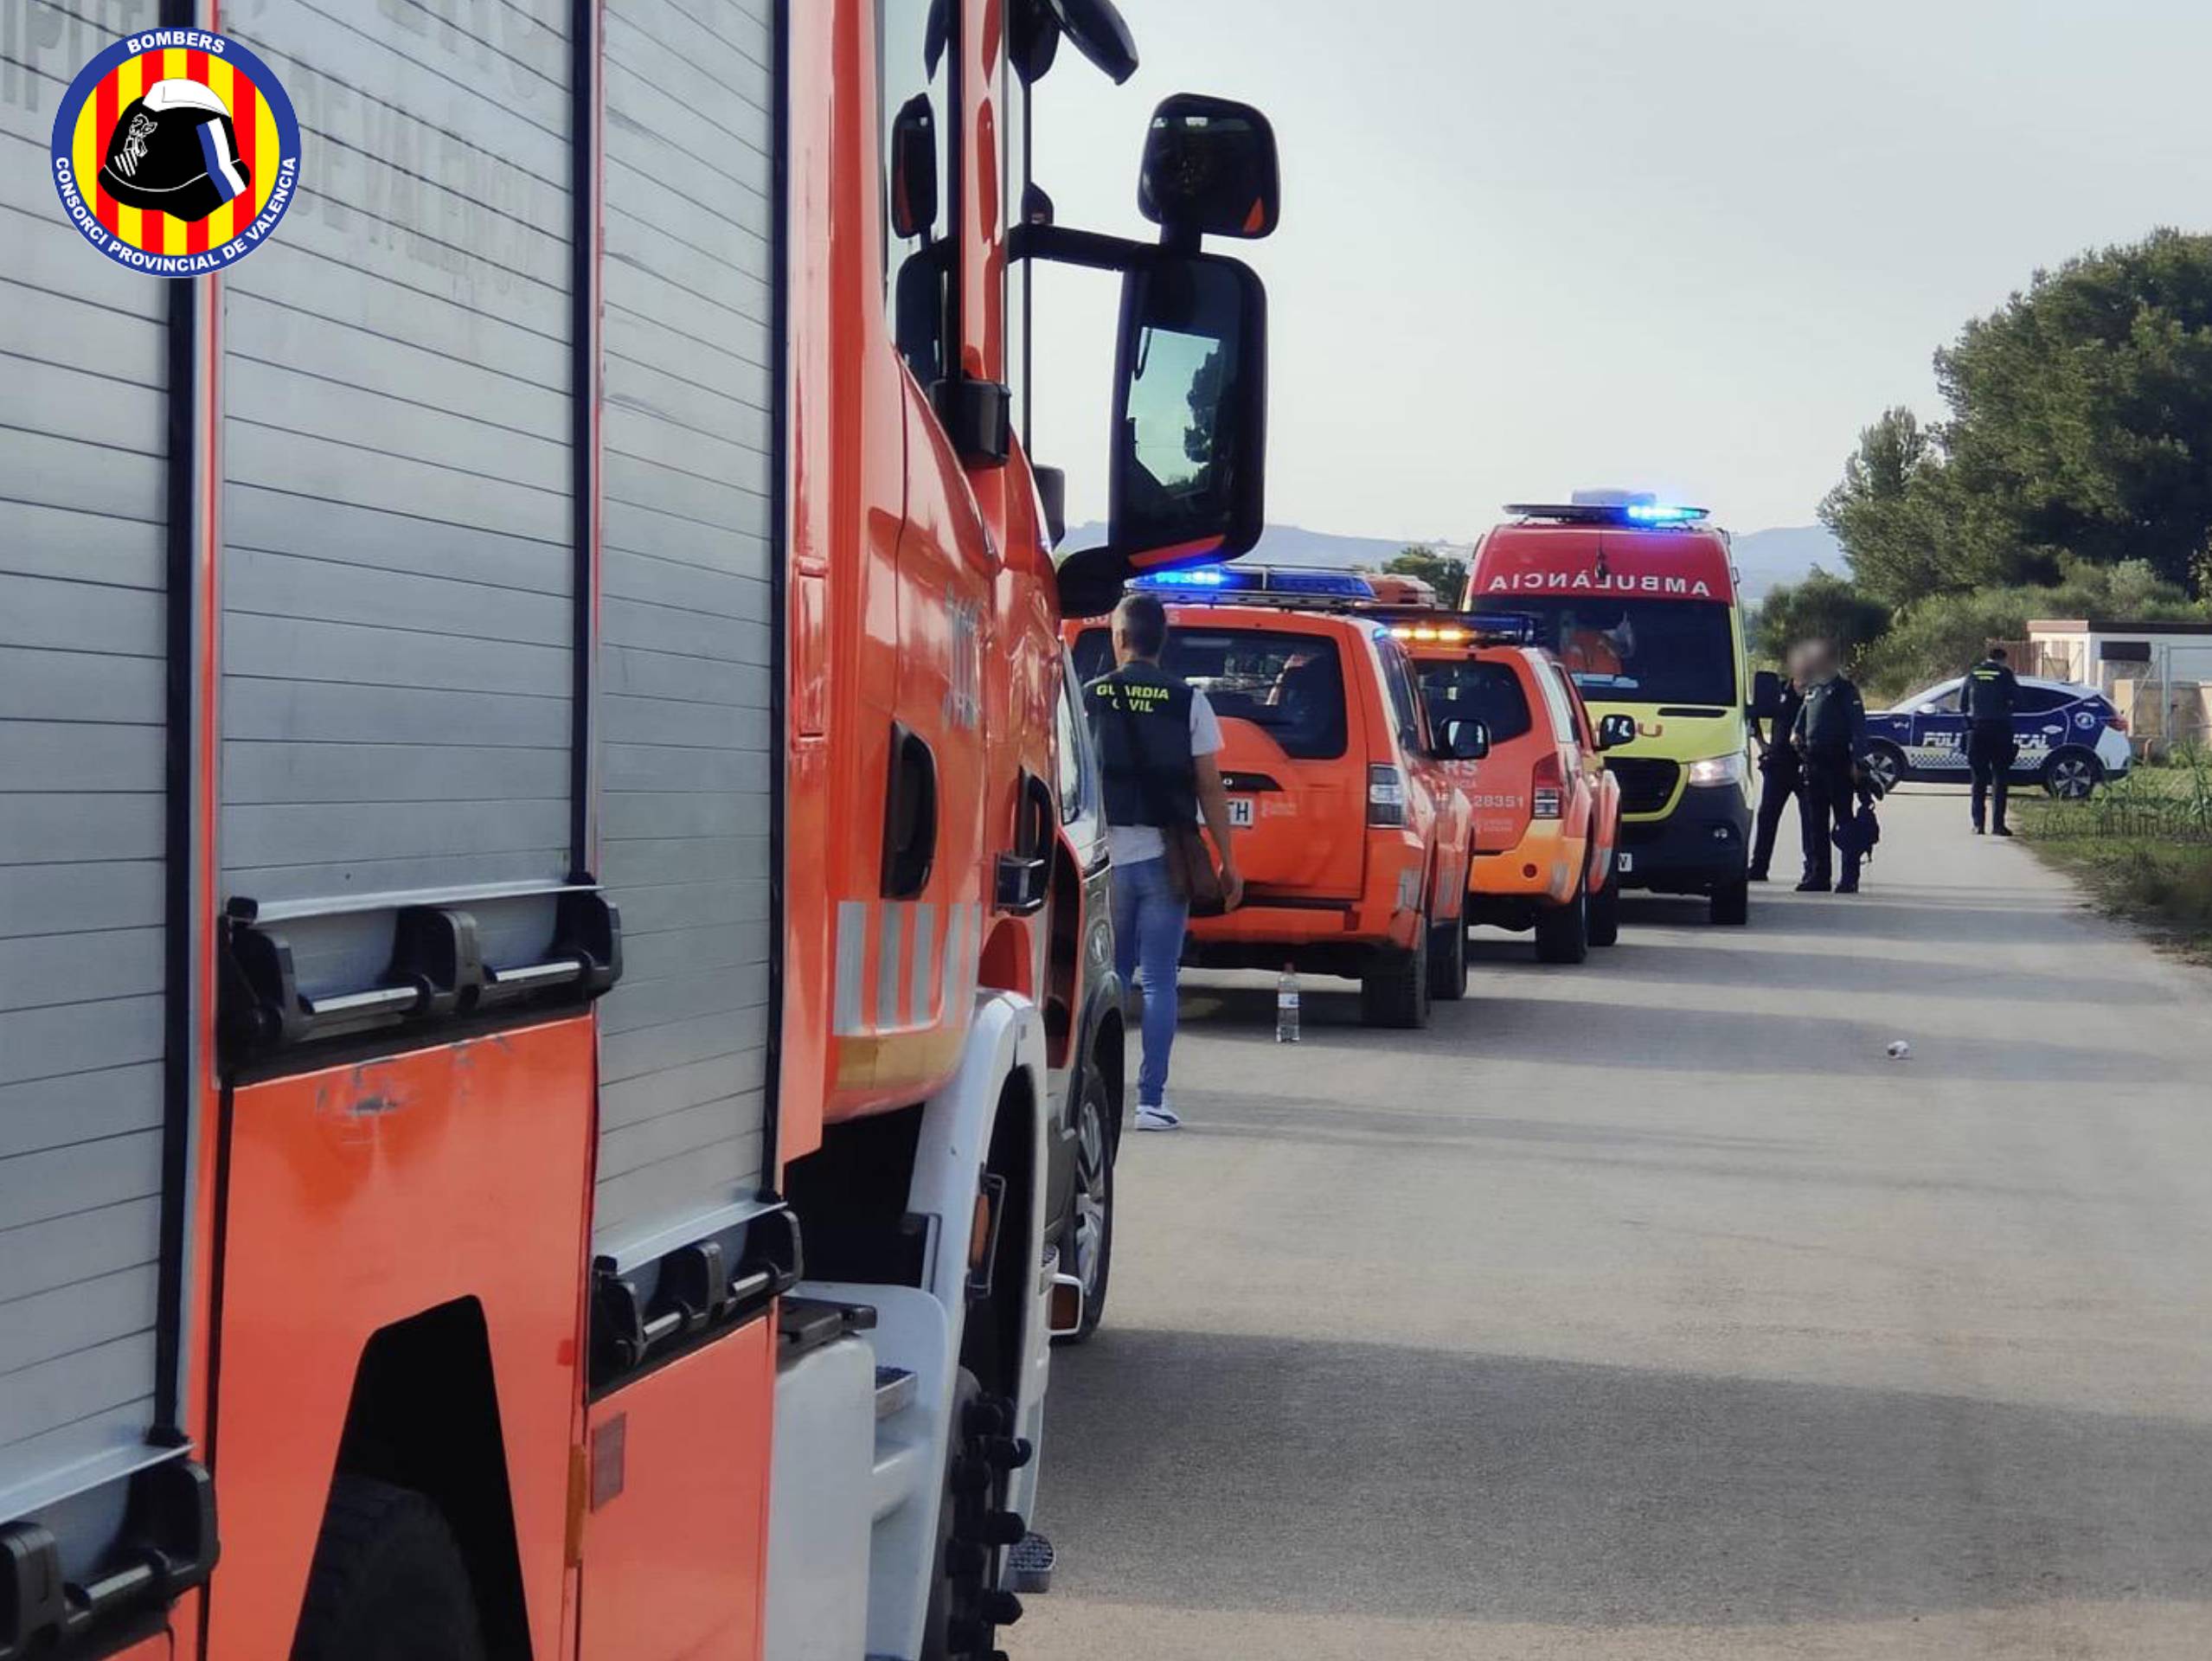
[1108,691,1228,917]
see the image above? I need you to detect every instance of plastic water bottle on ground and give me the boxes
[1276,964,1301,1044]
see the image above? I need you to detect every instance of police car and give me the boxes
[1863,675,2131,798]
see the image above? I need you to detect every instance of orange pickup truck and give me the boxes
[1071,570,1484,1025]
[1399,619,1629,962]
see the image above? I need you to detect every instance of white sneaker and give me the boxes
[1133,1102,1182,1132]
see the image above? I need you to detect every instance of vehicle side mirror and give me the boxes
[1750,668,1782,721]
[1012,0,1139,86]
[1597,712,1636,751]
[1914,702,1939,715]
[1033,464,1068,548]
[1054,545,1129,619]
[1438,718,1490,761]
[888,94,937,240]
[1139,93,1279,241]
[1110,250,1266,572]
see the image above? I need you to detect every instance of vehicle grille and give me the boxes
[1606,757,1680,815]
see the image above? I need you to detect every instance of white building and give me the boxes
[2026,619,2212,752]
[2024,619,2212,693]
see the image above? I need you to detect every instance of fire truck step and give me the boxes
[873,1365,916,1421]
[1009,1530,1057,1594]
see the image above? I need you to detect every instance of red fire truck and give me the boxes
[0,2,1276,1657]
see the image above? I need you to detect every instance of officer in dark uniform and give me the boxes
[1963,645,2022,837]
[1791,640,1869,894]
[1748,648,1807,883]
[1083,593,1240,1132]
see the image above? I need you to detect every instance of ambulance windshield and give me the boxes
[1498,600,1737,707]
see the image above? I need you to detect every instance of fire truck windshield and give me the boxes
[1500,599,1738,707]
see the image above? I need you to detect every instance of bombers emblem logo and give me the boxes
[50,29,299,275]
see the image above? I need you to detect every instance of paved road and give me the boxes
[1023,788,2212,1659]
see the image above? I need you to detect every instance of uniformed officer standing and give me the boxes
[1748,645,1808,883]
[1084,593,1242,1132]
[1791,639,1869,894]
[1963,645,2021,837]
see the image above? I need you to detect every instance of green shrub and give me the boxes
[1855,561,2207,702]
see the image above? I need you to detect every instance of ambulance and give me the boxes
[1463,497,1757,925]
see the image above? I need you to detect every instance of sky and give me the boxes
[1026,0,2212,542]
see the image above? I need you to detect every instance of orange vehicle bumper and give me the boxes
[1184,835,1427,972]
[1470,821,1587,907]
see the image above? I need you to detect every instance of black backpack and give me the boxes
[1833,800,1882,861]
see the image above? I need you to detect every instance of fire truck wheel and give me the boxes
[921,1368,1023,1661]
[1361,917,1431,1029]
[1587,867,1621,947]
[1427,908,1467,1002]
[1055,1062,1115,1345]
[1534,890,1590,964]
[292,1476,486,1661]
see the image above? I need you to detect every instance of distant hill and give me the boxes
[1066,521,1839,600]
[1730,525,1843,601]
[1065,522,1446,571]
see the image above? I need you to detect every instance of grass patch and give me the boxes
[2020,754,2212,962]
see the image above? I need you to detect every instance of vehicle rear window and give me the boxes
[1372,633,1428,749]
[1073,625,1349,760]
[1546,663,1595,747]
[2016,685,2073,714]
[1531,660,1580,744]
[1415,658,1533,743]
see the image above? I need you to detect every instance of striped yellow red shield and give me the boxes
[69,45,280,257]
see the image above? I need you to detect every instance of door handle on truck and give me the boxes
[993,769,1056,915]
[882,722,939,900]
[218,885,621,1071]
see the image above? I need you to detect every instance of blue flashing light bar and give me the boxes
[1463,612,1540,643]
[1506,501,1711,528]
[1132,564,1377,600]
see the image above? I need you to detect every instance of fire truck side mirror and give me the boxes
[1108,249,1266,573]
[1033,465,1068,547]
[888,93,938,240]
[1139,94,1279,241]
[1011,0,1139,86]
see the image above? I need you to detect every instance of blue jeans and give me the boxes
[1111,856,1189,1109]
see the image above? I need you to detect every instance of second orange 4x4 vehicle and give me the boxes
[1070,570,1483,1027]
[1398,619,1628,963]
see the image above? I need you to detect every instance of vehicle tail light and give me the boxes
[1530,752,1563,820]
[2106,711,2128,734]
[1367,765,1407,827]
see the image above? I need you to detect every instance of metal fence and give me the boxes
[2031,756,2212,843]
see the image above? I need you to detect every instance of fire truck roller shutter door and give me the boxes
[592,0,779,1261]
[217,0,582,938]
[0,0,170,1582]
